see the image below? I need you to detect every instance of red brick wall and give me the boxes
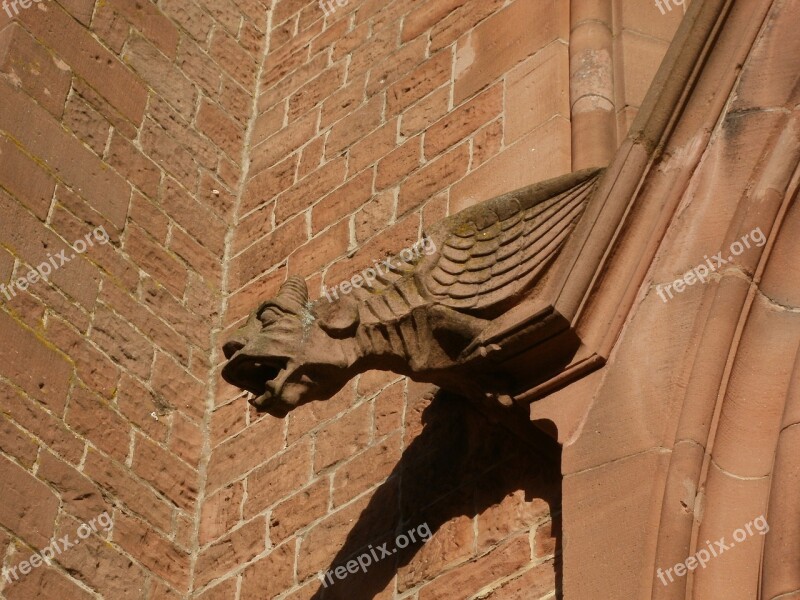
[0,0,265,597]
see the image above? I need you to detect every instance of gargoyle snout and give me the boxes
[222,338,245,360]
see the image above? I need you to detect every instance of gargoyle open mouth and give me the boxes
[221,355,288,409]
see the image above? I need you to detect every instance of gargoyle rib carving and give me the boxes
[222,168,603,417]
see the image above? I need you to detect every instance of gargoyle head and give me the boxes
[221,277,355,417]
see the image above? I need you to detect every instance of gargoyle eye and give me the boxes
[256,303,285,326]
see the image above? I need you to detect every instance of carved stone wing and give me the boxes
[422,168,603,313]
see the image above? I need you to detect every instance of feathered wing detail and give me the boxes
[421,168,602,313]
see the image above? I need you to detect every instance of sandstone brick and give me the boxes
[0,134,56,221]
[195,578,238,600]
[333,432,401,506]
[387,50,452,116]
[0,415,38,468]
[231,215,305,289]
[348,120,398,175]
[454,0,567,104]
[276,157,347,223]
[450,116,571,213]
[429,0,505,54]
[376,136,422,190]
[114,512,191,591]
[200,481,244,545]
[366,36,427,98]
[140,118,200,191]
[250,108,317,174]
[83,448,173,532]
[4,566,95,600]
[295,492,393,579]
[417,535,531,600]
[152,352,206,421]
[0,454,59,548]
[211,28,258,87]
[331,20,369,63]
[298,135,326,180]
[125,34,197,120]
[63,92,112,156]
[348,18,401,81]
[205,414,285,492]
[99,280,189,365]
[398,142,469,217]
[619,29,671,108]
[402,0,467,42]
[0,24,71,118]
[124,223,187,297]
[400,86,450,138]
[90,0,130,53]
[240,540,296,600]
[219,75,253,125]
[117,374,170,444]
[269,477,330,543]
[195,0,244,35]
[195,517,266,587]
[534,516,559,558]
[163,0,215,42]
[373,379,404,437]
[129,192,170,243]
[37,450,109,522]
[397,513,474,592]
[253,101,287,145]
[45,315,118,399]
[108,0,180,57]
[287,217,349,276]
[472,118,504,168]
[67,385,131,462]
[170,225,222,283]
[310,14,349,56]
[289,64,346,121]
[311,169,373,234]
[241,152,296,217]
[0,309,72,413]
[197,98,243,160]
[0,80,131,229]
[169,411,204,467]
[286,382,356,444]
[91,303,155,380]
[424,84,502,159]
[355,189,395,242]
[314,402,372,472]
[321,73,367,128]
[0,380,84,465]
[480,559,556,600]
[147,94,219,170]
[108,132,162,199]
[72,77,138,141]
[324,211,419,286]
[506,41,569,144]
[17,5,144,122]
[245,439,313,517]
[133,433,199,511]
[325,93,384,158]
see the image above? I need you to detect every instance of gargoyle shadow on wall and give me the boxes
[309,390,563,600]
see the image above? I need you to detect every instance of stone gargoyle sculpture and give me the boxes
[222,168,603,417]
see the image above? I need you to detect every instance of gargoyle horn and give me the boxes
[269,276,308,317]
